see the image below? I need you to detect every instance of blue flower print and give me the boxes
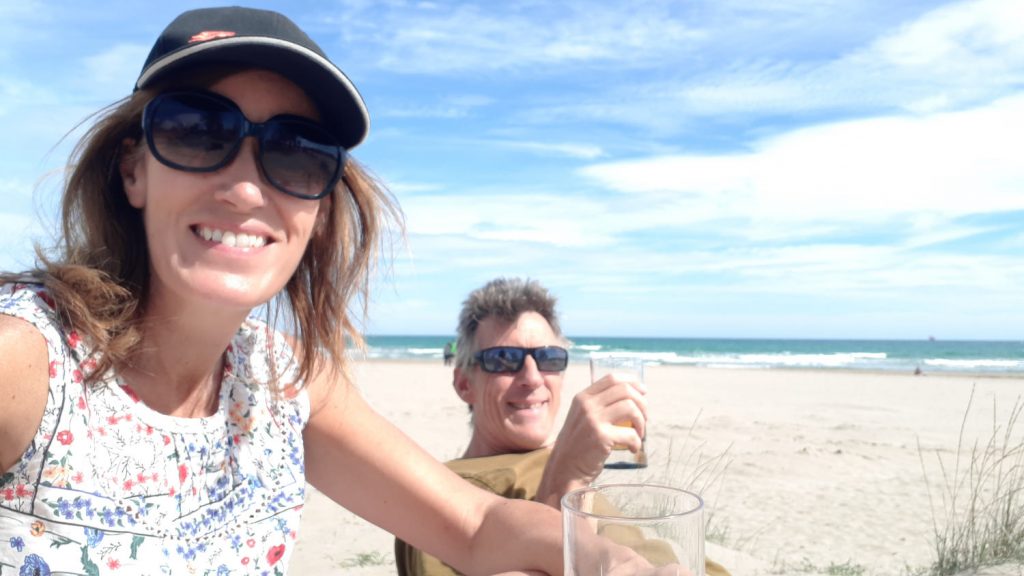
[57,498,72,519]
[85,527,104,547]
[9,536,25,551]
[19,553,51,576]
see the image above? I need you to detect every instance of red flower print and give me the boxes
[107,415,119,425]
[246,539,255,548]
[241,558,250,565]
[15,484,29,498]
[77,396,87,410]
[266,544,286,566]
[178,464,188,483]
[40,291,55,308]
[107,558,121,569]
[2,489,13,501]
[73,472,84,483]
[162,435,171,446]
[72,369,83,383]
[68,330,81,348]
[56,430,73,445]
[123,479,134,491]
[49,360,58,378]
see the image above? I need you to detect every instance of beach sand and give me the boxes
[290,359,1024,575]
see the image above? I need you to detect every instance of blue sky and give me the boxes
[1,0,1022,339]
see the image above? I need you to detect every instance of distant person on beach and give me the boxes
[443,340,456,366]
[394,277,730,575]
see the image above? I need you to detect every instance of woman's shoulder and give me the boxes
[0,285,53,473]
[0,281,84,358]
[0,281,59,319]
[0,282,67,356]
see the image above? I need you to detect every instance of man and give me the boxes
[442,340,455,366]
[395,278,728,575]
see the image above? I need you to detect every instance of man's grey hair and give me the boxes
[455,277,563,370]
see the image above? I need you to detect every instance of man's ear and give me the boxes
[120,138,147,209]
[453,367,474,405]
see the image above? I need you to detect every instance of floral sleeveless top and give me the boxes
[0,283,310,575]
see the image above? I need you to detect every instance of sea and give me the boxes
[361,335,1024,375]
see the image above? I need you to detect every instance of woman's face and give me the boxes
[121,69,327,315]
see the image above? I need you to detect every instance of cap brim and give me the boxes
[136,37,368,149]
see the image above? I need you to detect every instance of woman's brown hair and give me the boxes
[4,73,401,390]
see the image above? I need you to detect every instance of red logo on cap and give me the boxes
[189,31,237,43]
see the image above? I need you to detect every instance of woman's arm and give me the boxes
[0,315,50,473]
[303,369,563,575]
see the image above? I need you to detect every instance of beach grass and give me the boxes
[768,557,869,575]
[919,387,1024,575]
[643,409,735,544]
[338,550,393,569]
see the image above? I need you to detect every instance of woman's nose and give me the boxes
[212,138,268,210]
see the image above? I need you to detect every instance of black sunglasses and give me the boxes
[473,346,569,374]
[142,90,346,200]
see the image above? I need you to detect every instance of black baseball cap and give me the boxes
[136,6,368,149]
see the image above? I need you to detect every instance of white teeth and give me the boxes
[197,227,266,249]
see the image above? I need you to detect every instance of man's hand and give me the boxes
[534,374,648,507]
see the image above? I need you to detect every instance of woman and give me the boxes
[0,7,565,574]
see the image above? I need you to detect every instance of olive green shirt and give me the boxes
[393,448,730,576]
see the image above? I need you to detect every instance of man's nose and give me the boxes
[516,356,545,388]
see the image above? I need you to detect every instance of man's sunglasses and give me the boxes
[142,90,346,200]
[473,346,569,374]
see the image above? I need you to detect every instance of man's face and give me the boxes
[455,311,565,456]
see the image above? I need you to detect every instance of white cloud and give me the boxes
[873,0,1024,68]
[495,140,605,160]
[386,180,445,195]
[80,43,149,99]
[579,95,1024,231]
[0,1,49,62]
[331,1,700,74]
[381,94,493,118]
[401,190,611,248]
[0,77,55,118]
[530,0,1024,131]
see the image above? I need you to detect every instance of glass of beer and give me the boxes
[589,352,647,469]
[563,483,705,575]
